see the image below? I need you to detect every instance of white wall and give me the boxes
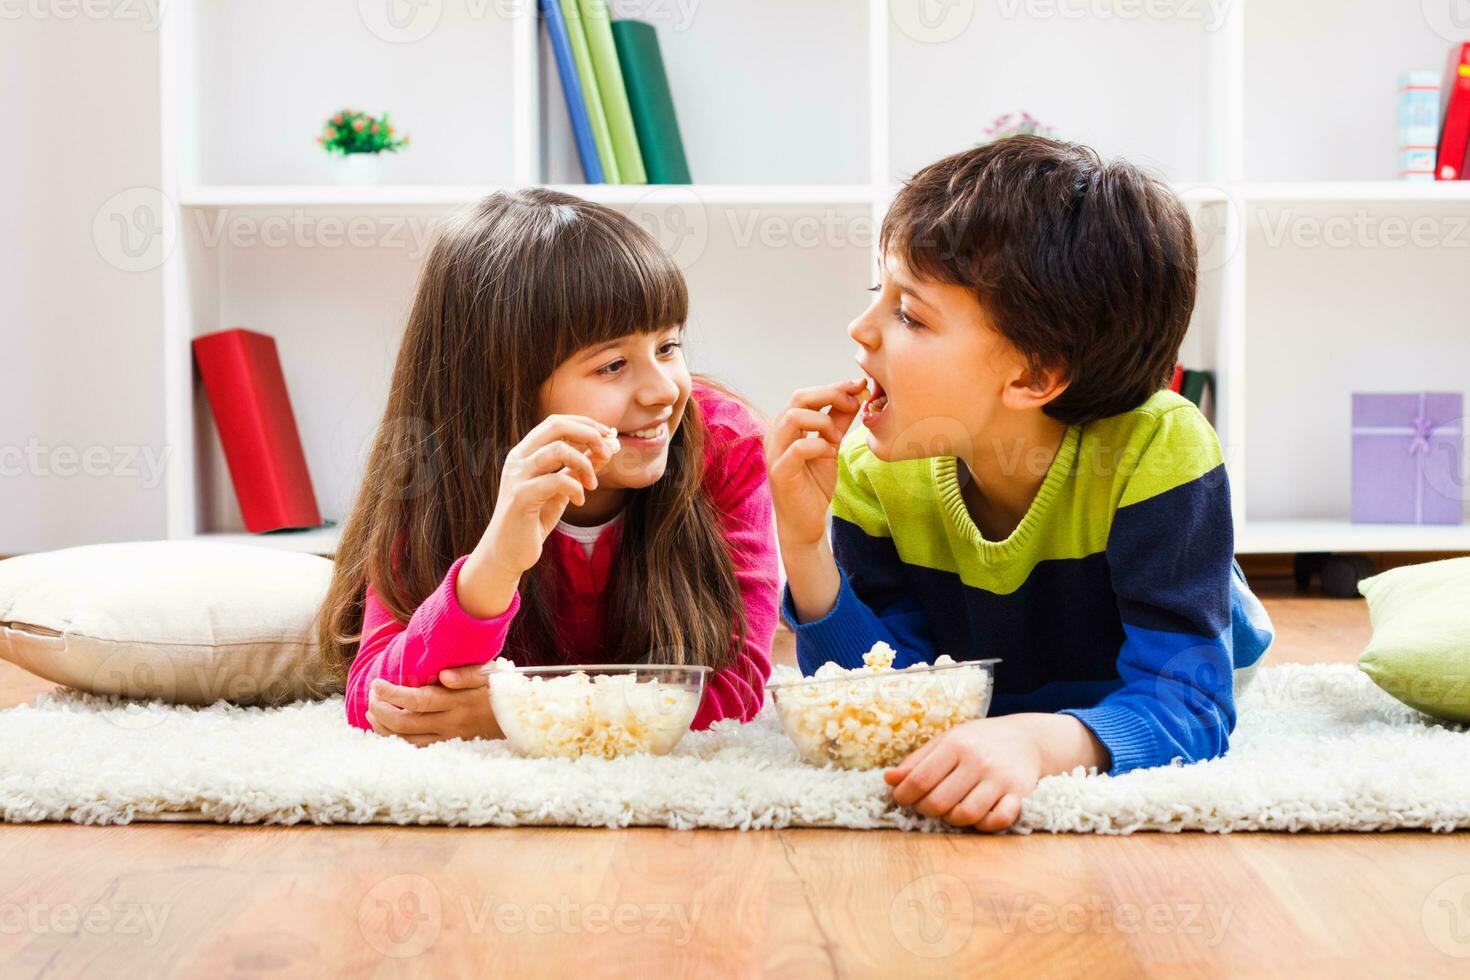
[0,13,166,554]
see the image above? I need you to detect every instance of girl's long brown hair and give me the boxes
[316,188,748,682]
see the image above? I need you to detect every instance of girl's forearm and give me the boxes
[781,538,842,625]
[456,550,522,619]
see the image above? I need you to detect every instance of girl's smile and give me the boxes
[616,418,672,449]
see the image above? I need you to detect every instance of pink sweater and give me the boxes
[345,386,780,733]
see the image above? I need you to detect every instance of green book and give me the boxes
[610,20,691,184]
[560,0,619,183]
[577,0,647,184]
[1180,369,1215,408]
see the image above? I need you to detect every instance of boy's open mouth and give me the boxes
[861,375,890,426]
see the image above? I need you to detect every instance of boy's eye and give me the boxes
[867,283,882,293]
[597,359,626,376]
[658,340,683,356]
[896,308,925,330]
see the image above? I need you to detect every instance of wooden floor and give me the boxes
[2,576,1468,978]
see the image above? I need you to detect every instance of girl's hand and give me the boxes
[366,666,503,747]
[475,414,617,579]
[765,379,866,550]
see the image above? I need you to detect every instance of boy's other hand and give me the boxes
[765,379,867,549]
[884,715,1046,832]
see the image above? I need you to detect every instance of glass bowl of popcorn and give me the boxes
[766,644,998,770]
[483,660,707,760]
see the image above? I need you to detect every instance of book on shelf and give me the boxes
[541,5,691,185]
[192,328,323,534]
[578,0,647,184]
[558,0,620,182]
[1436,42,1470,180]
[611,19,692,184]
[540,0,605,183]
[1179,369,1216,420]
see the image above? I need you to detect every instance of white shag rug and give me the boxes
[3,663,1468,834]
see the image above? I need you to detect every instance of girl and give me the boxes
[316,188,780,745]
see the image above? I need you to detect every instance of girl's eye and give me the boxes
[596,359,626,376]
[896,308,925,331]
[659,340,683,356]
[867,283,881,293]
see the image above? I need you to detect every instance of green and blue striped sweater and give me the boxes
[781,390,1274,775]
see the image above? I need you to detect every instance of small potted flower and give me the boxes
[317,108,410,185]
[979,111,1056,143]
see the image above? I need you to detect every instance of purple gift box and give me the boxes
[1351,392,1464,525]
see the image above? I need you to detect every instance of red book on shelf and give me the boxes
[1436,42,1470,180]
[192,328,322,533]
[1169,362,1184,393]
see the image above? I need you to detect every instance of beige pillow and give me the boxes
[0,540,343,706]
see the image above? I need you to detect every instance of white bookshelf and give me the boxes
[157,0,1470,559]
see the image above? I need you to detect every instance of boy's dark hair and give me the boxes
[880,135,1197,425]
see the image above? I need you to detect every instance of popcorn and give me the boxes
[486,660,701,759]
[768,643,993,770]
[603,428,620,456]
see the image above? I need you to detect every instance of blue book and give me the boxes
[540,0,604,183]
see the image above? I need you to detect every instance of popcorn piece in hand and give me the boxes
[769,643,992,770]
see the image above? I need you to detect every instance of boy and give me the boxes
[766,136,1274,832]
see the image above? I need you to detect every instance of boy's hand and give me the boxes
[884,715,1044,832]
[366,666,503,747]
[765,379,867,550]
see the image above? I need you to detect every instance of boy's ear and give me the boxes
[1002,357,1070,412]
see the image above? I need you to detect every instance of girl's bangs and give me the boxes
[548,213,690,361]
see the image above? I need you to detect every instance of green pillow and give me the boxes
[1358,556,1470,722]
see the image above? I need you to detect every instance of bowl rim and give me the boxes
[765,658,1000,692]
[480,662,712,678]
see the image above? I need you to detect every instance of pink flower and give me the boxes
[326,128,337,139]
[353,119,365,131]
[370,122,378,133]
